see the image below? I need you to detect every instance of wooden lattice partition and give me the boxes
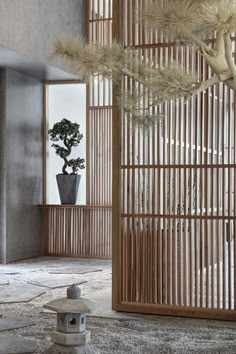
[87,0,113,206]
[112,0,236,320]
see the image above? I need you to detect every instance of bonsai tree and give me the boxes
[48,118,85,175]
[51,0,236,127]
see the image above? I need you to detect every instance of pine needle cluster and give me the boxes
[51,0,236,128]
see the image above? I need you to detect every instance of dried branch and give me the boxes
[53,36,197,94]
[224,33,236,86]
[185,75,220,99]
[215,30,225,54]
[50,0,236,128]
[184,31,216,57]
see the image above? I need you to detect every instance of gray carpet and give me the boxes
[88,317,236,354]
[1,257,235,353]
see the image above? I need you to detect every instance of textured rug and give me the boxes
[88,317,236,354]
[1,257,235,353]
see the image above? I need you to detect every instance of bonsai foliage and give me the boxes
[48,118,85,175]
[52,0,236,127]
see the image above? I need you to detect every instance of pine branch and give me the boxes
[187,76,220,96]
[215,30,225,54]
[184,31,216,57]
[224,33,236,86]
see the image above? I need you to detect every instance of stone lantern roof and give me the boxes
[44,298,92,314]
[44,284,93,314]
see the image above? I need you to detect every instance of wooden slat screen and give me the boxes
[44,206,111,258]
[113,0,236,319]
[87,0,113,205]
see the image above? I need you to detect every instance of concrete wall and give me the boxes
[0,1,86,262]
[0,0,86,71]
[0,69,43,263]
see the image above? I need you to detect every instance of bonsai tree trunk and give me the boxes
[62,158,69,175]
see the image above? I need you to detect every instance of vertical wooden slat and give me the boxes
[112,0,122,309]
[43,83,49,204]
[42,206,111,258]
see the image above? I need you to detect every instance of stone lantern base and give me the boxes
[48,343,97,354]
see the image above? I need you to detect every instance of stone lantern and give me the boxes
[44,284,96,354]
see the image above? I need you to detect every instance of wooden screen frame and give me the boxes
[42,81,112,259]
[112,0,236,321]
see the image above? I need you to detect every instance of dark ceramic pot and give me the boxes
[56,174,81,205]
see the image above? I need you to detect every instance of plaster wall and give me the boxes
[0,0,86,71]
[2,69,43,262]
